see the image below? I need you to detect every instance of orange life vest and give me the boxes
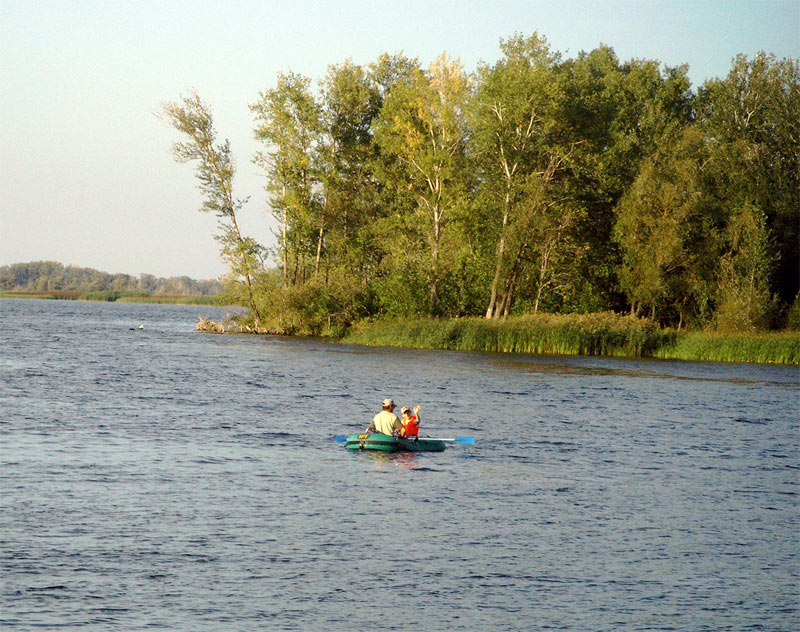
[403,415,420,437]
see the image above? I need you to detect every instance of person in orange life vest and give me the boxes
[401,405,421,439]
[365,398,404,436]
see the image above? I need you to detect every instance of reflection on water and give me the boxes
[1,298,798,631]
[484,351,798,386]
[356,451,423,471]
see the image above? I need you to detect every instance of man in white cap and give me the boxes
[365,398,404,436]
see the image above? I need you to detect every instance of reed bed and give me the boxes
[343,312,674,358]
[342,314,799,364]
[0,290,82,300]
[1,290,221,305]
[655,330,800,364]
[117,295,218,305]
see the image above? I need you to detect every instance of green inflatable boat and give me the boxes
[344,432,446,452]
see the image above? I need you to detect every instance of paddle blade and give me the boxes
[426,436,476,444]
[334,435,348,443]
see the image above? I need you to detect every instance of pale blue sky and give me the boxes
[1,0,797,279]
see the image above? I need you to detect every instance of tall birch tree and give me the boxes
[471,33,581,317]
[374,54,470,314]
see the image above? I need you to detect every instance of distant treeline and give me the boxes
[0,261,223,296]
[164,33,799,335]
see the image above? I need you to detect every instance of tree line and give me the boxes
[163,33,799,333]
[0,261,222,296]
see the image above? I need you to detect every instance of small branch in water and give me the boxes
[195,316,225,334]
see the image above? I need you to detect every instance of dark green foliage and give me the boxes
[163,36,797,341]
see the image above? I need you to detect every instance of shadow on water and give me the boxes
[345,449,438,471]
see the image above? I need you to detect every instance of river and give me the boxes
[1,298,797,630]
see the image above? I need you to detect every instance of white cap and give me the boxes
[382,398,394,407]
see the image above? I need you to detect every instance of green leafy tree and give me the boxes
[374,54,472,315]
[558,48,694,312]
[714,203,777,330]
[470,33,583,317]
[251,73,323,287]
[614,127,714,326]
[698,52,799,306]
[315,60,382,279]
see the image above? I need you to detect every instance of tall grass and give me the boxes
[342,314,799,364]
[0,290,81,300]
[1,289,223,306]
[117,295,219,305]
[655,331,800,364]
[78,290,149,301]
[344,313,674,358]
[79,291,219,304]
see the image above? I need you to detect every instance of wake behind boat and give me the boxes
[344,432,447,452]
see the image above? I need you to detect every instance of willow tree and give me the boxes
[613,127,714,326]
[374,54,471,314]
[698,52,799,308]
[162,91,264,325]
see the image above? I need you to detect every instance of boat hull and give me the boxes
[344,433,446,452]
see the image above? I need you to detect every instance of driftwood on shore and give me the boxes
[195,316,225,334]
[195,315,297,336]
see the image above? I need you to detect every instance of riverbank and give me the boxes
[340,314,800,365]
[0,290,218,305]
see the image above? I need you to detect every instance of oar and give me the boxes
[427,436,475,444]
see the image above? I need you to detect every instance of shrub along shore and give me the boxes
[339,313,799,365]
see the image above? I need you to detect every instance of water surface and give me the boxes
[1,299,797,630]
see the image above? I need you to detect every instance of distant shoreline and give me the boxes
[0,290,219,305]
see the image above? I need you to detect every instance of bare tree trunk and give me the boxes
[533,283,543,314]
[486,160,514,319]
[315,212,325,276]
[496,240,527,319]
[429,195,442,315]
[486,203,510,319]
[281,183,288,288]
[228,212,262,328]
[499,268,518,318]
[532,240,554,314]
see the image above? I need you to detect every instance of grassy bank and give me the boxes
[654,330,800,364]
[0,290,82,300]
[0,290,219,305]
[341,313,799,365]
[116,295,218,305]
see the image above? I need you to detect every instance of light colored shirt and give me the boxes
[369,410,403,435]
